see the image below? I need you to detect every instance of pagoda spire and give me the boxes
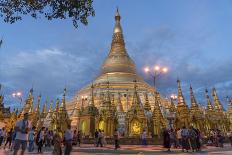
[170,97,176,113]
[110,7,126,55]
[212,88,224,111]
[190,84,198,108]
[101,8,136,75]
[42,101,47,114]
[131,79,141,107]
[89,83,95,106]
[144,93,151,111]
[55,98,59,112]
[35,94,41,113]
[177,79,187,106]
[60,88,66,110]
[116,92,124,112]
[205,89,213,111]
[227,96,232,113]
[153,92,165,135]
[49,100,53,112]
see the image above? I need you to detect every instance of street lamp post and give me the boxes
[144,65,168,90]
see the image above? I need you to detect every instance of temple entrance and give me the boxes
[81,120,87,134]
[99,120,105,131]
[130,119,141,135]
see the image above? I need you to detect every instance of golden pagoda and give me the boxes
[126,80,147,137]
[41,101,47,119]
[20,88,34,118]
[31,95,41,128]
[226,96,232,130]
[50,99,60,130]
[67,8,164,116]
[58,88,71,132]
[96,81,117,137]
[212,88,228,132]
[189,85,205,132]
[144,93,152,112]
[44,100,54,129]
[205,89,217,132]
[175,79,190,128]
[79,84,98,137]
[152,92,166,136]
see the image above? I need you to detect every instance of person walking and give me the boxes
[102,130,107,147]
[28,126,35,152]
[72,130,77,145]
[4,128,13,149]
[189,126,197,152]
[13,113,30,155]
[64,124,73,155]
[228,131,232,147]
[37,127,45,153]
[176,128,182,148]
[141,130,147,146]
[77,130,81,147]
[162,128,171,152]
[53,128,62,155]
[10,129,17,151]
[96,130,103,147]
[0,128,4,146]
[181,126,190,152]
[114,129,120,150]
[94,129,99,147]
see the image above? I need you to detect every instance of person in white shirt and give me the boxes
[13,113,29,155]
[64,124,73,155]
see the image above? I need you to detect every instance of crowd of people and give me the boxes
[0,113,121,155]
[161,126,232,152]
[1,113,232,154]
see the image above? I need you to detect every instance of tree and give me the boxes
[0,0,95,28]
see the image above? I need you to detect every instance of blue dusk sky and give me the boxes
[0,0,232,109]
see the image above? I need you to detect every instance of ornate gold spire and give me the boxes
[49,100,53,112]
[169,97,176,113]
[190,85,198,108]
[153,92,166,135]
[176,79,189,128]
[42,101,47,114]
[55,98,59,112]
[41,100,47,119]
[144,93,151,111]
[116,92,124,112]
[45,100,53,120]
[205,89,213,111]
[101,8,136,75]
[212,87,224,111]
[131,80,141,107]
[35,94,41,113]
[31,95,41,127]
[60,88,66,110]
[177,79,187,106]
[89,83,95,106]
[227,96,232,113]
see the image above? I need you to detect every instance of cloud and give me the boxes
[0,46,104,108]
[127,26,232,108]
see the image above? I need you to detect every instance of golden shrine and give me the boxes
[0,9,231,140]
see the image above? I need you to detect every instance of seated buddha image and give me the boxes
[131,120,141,134]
